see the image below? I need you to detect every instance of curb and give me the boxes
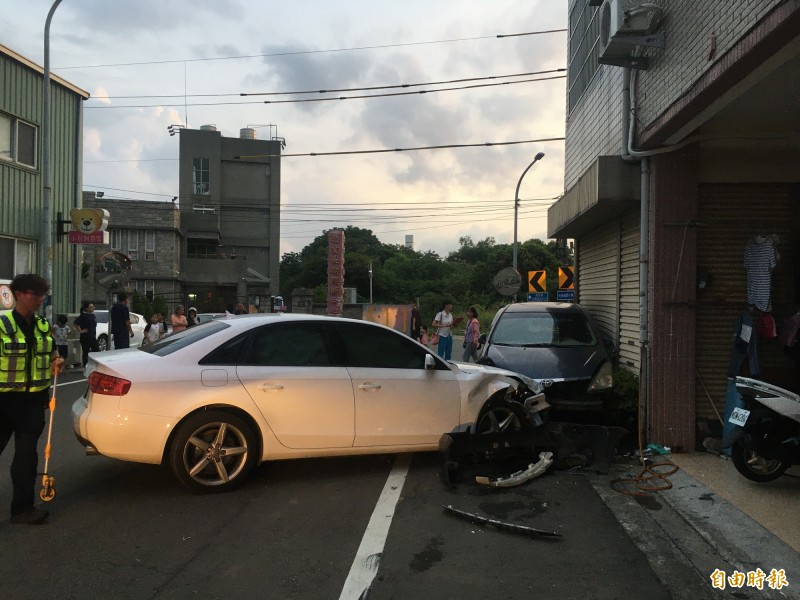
[590,464,799,599]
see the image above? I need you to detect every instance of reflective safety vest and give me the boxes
[0,311,54,392]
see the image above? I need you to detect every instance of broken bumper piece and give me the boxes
[443,504,561,538]
[475,451,554,487]
[440,422,627,487]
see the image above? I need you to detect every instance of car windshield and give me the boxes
[94,311,109,324]
[139,321,230,356]
[491,312,597,348]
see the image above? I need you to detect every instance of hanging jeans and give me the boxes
[727,311,761,378]
[721,378,745,457]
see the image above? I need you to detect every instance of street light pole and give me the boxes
[42,0,63,319]
[512,152,545,272]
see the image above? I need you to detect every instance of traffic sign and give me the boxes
[528,292,548,302]
[559,266,574,290]
[528,270,546,293]
[557,290,575,301]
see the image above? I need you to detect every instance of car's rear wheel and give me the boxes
[97,334,108,352]
[476,399,532,434]
[169,410,258,493]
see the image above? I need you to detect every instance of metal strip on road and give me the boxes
[339,453,411,600]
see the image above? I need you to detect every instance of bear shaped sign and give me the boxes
[68,207,110,244]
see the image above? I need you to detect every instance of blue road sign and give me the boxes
[557,290,575,301]
[527,292,548,302]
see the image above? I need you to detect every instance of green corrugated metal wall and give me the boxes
[1,50,85,315]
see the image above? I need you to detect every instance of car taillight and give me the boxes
[88,371,132,396]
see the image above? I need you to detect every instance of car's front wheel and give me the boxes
[476,399,532,434]
[97,334,108,352]
[168,410,258,493]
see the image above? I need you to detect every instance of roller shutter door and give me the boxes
[695,184,795,420]
[577,220,620,346]
[619,212,641,372]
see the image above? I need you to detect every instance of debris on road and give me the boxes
[443,505,561,538]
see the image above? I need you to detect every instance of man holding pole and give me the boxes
[0,274,64,524]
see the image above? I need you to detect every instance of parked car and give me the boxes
[195,312,228,325]
[477,302,613,412]
[72,314,545,493]
[67,309,147,352]
[94,309,147,350]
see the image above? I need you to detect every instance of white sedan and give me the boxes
[72,314,545,492]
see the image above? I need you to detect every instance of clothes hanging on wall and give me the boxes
[727,309,762,378]
[743,235,777,311]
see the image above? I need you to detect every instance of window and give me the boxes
[110,229,122,251]
[334,322,428,369]
[128,230,138,260]
[187,238,218,259]
[241,323,331,367]
[145,230,155,260]
[0,237,35,281]
[0,112,37,168]
[567,1,601,113]
[193,158,210,195]
[145,280,154,301]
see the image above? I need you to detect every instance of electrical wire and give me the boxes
[87,69,565,100]
[84,75,565,109]
[56,28,567,70]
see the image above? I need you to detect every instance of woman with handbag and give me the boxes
[462,306,481,363]
[432,300,455,360]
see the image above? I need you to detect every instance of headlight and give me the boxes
[588,361,613,392]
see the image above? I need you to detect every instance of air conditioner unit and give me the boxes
[598,0,665,69]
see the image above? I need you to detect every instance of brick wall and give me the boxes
[565,0,782,188]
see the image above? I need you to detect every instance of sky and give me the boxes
[3,1,567,259]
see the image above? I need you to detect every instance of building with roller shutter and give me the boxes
[549,1,800,451]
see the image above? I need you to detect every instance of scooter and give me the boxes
[727,376,800,482]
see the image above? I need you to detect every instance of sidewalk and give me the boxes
[593,454,800,599]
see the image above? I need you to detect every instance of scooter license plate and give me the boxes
[729,407,750,427]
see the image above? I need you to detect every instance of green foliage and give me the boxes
[279,229,572,322]
[607,366,640,433]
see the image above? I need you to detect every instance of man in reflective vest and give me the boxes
[0,274,64,524]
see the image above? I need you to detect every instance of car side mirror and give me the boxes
[479,333,487,344]
[425,354,436,370]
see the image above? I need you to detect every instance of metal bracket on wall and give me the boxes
[55,211,71,242]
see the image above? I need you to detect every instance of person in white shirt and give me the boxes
[432,300,455,360]
[142,313,163,346]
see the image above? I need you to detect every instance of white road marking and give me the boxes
[339,453,412,600]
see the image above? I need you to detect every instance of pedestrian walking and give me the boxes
[110,292,134,349]
[0,274,64,525]
[462,306,481,363]
[74,302,99,366]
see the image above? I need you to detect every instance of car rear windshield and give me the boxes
[491,312,597,347]
[139,321,229,356]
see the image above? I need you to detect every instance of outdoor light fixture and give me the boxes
[512,152,546,272]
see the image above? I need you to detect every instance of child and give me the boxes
[53,314,70,362]
[142,313,163,346]
[420,325,429,348]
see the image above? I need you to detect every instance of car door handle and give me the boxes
[258,383,284,391]
[358,383,382,391]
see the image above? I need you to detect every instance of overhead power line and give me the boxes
[89,69,565,100]
[56,29,567,70]
[84,74,565,109]
[238,136,565,158]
